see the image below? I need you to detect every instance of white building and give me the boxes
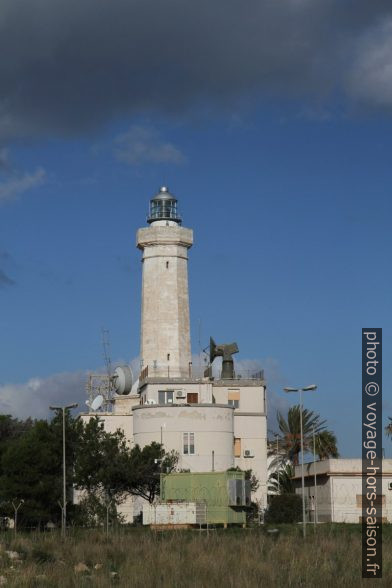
[81,187,268,518]
[293,458,392,523]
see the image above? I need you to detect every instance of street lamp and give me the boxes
[312,425,318,527]
[49,403,78,537]
[274,433,280,494]
[283,385,317,538]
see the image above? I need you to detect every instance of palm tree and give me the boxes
[315,430,339,460]
[385,418,392,438]
[276,405,338,466]
[268,463,295,495]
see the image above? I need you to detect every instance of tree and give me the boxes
[268,463,295,495]
[74,420,179,515]
[125,442,179,503]
[385,417,392,438]
[315,430,339,460]
[0,411,82,527]
[0,415,34,477]
[265,494,302,524]
[74,417,130,506]
[276,405,339,466]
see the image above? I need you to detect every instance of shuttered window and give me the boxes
[229,390,240,409]
[234,438,241,458]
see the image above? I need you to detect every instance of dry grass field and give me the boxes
[0,525,390,587]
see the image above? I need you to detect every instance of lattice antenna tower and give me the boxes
[102,327,112,379]
[85,328,114,413]
[85,328,134,413]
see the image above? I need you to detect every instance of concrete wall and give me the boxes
[133,404,235,472]
[212,381,267,507]
[139,380,213,405]
[294,459,392,523]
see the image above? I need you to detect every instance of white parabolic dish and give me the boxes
[90,394,104,411]
[113,365,133,395]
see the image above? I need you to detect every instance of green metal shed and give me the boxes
[160,471,250,525]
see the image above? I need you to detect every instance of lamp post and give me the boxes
[49,403,78,538]
[313,425,318,527]
[283,385,317,538]
[274,433,280,494]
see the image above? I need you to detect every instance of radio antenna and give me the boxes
[101,328,112,378]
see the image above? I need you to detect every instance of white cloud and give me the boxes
[0,371,87,420]
[114,126,185,166]
[347,18,392,109]
[0,356,289,431]
[0,167,46,204]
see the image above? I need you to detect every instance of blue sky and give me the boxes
[0,1,391,458]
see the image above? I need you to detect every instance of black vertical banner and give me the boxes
[362,328,382,578]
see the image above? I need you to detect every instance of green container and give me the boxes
[160,471,247,525]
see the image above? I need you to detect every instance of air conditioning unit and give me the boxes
[176,391,186,398]
[388,482,392,491]
[243,449,255,458]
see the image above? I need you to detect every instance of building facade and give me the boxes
[293,459,392,523]
[81,187,268,518]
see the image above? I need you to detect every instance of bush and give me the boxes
[31,547,56,563]
[265,494,302,524]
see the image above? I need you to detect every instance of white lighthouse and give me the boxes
[137,187,193,378]
[82,185,268,520]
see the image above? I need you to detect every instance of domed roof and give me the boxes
[147,186,181,224]
[150,186,177,202]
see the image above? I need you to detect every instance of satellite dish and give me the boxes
[90,394,104,411]
[85,400,91,407]
[113,365,133,395]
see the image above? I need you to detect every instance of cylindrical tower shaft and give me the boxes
[137,188,193,378]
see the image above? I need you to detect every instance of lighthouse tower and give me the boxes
[137,187,193,378]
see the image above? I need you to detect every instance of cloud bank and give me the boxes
[0,355,288,426]
[0,1,392,145]
[114,126,185,166]
[0,371,87,420]
[0,167,46,204]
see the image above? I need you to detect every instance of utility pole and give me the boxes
[49,403,78,538]
[313,426,318,526]
[283,385,318,539]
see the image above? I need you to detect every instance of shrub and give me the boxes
[265,494,302,524]
[31,547,56,563]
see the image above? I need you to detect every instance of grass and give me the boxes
[0,524,391,587]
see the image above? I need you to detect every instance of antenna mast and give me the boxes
[102,328,112,378]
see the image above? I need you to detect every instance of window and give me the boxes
[234,438,241,457]
[356,494,385,507]
[228,390,240,409]
[166,261,169,269]
[183,432,195,455]
[158,390,174,404]
[187,392,198,404]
